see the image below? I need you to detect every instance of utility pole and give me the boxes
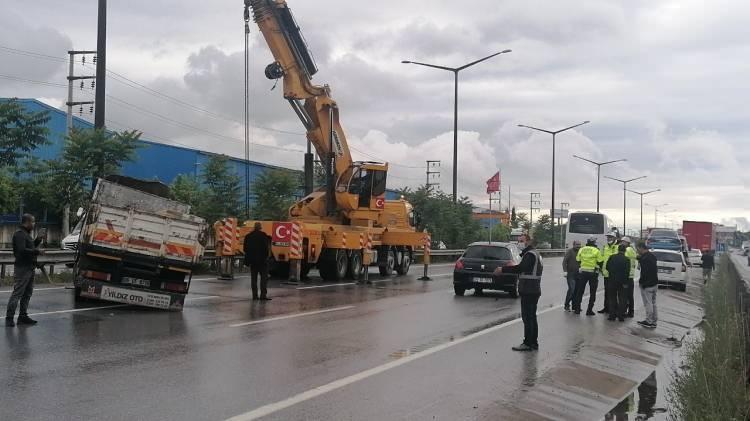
[560,201,569,247]
[529,192,540,233]
[243,0,252,218]
[425,160,441,191]
[64,50,96,236]
[94,0,107,129]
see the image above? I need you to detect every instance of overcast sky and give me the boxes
[2,0,749,232]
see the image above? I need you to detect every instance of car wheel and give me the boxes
[676,284,687,292]
[475,288,484,296]
[454,285,465,296]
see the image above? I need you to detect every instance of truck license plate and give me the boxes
[474,277,493,284]
[100,286,171,309]
[122,277,151,287]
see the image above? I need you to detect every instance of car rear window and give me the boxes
[650,230,677,238]
[653,251,683,263]
[464,245,512,260]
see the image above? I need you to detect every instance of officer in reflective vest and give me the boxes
[620,236,638,318]
[497,237,543,351]
[574,237,603,315]
[598,232,619,314]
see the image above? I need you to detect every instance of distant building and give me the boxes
[472,207,510,228]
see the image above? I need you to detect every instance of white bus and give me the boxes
[565,212,614,250]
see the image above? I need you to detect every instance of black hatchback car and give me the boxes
[453,242,522,297]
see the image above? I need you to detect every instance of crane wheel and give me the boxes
[348,252,363,280]
[379,248,396,277]
[396,251,411,276]
[319,249,348,282]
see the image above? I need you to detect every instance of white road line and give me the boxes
[187,295,221,301]
[369,273,452,283]
[225,292,602,421]
[297,283,356,290]
[229,305,355,328]
[0,286,67,294]
[27,304,128,316]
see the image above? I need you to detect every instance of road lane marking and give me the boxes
[229,305,355,328]
[0,286,67,294]
[296,283,356,290]
[369,273,452,283]
[225,292,602,421]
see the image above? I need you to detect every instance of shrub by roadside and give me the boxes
[668,255,750,420]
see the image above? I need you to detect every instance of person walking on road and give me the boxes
[243,222,272,301]
[598,232,619,315]
[6,214,45,327]
[562,240,581,312]
[605,244,630,322]
[497,237,544,352]
[701,250,715,284]
[573,237,602,315]
[619,236,638,318]
[636,242,659,328]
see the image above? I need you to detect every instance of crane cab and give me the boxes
[336,162,389,217]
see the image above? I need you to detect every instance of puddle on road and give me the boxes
[604,372,668,420]
[388,313,522,360]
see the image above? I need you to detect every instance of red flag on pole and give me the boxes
[486,171,500,194]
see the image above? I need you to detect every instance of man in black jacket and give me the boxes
[497,237,543,351]
[636,242,658,328]
[243,223,271,301]
[562,240,581,312]
[701,250,715,284]
[605,244,630,322]
[6,214,45,327]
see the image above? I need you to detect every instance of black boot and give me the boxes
[5,317,15,327]
[17,315,38,325]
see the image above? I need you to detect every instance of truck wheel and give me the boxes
[348,252,363,281]
[334,250,349,281]
[269,261,290,279]
[74,286,85,302]
[379,249,395,277]
[454,285,465,296]
[396,251,411,276]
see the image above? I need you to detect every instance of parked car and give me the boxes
[686,249,703,267]
[453,242,522,297]
[652,249,688,291]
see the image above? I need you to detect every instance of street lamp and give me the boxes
[603,175,646,235]
[518,121,590,248]
[572,155,627,212]
[402,49,512,202]
[626,189,660,239]
[646,203,670,229]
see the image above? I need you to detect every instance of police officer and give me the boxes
[574,237,602,315]
[598,232,619,314]
[498,237,543,351]
[619,236,638,318]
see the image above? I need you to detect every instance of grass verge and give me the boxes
[668,255,750,420]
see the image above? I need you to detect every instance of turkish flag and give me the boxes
[486,171,500,194]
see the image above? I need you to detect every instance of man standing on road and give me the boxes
[497,237,543,352]
[562,240,581,312]
[605,244,630,322]
[701,249,715,284]
[598,232,619,315]
[574,237,602,315]
[620,236,638,318]
[637,242,658,328]
[243,222,272,301]
[6,214,45,327]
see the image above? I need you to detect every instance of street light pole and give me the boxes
[626,189,660,238]
[572,155,627,212]
[519,121,590,248]
[646,203,670,228]
[603,175,647,235]
[402,49,512,202]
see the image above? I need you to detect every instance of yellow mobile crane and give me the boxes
[215,0,429,282]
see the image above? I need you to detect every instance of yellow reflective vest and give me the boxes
[625,246,637,278]
[576,245,602,271]
[601,243,619,277]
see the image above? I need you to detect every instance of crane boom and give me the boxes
[249,0,389,223]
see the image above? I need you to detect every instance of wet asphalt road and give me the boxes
[0,258,701,420]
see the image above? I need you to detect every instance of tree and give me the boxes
[199,154,242,224]
[170,174,203,213]
[514,212,530,231]
[0,169,19,214]
[0,99,50,167]
[62,128,141,185]
[252,169,299,221]
[533,214,554,246]
[403,186,481,249]
[510,206,517,226]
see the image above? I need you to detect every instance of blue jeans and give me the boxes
[565,272,577,308]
